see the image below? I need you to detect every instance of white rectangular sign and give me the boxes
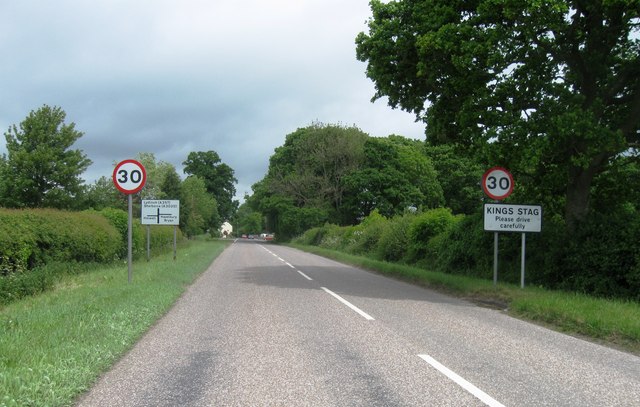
[484,203,542,233]
[141,200,180,225]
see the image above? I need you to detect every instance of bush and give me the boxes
[0,218,36,274]
[98,208,129,241]
[0,208,190,305]
[549,205,640,300]
[294,227,324,246]
[0,266,55,305]
[407,208,458,262]
[97,208,171,259]
[98,208,139,258]
[149,225,183,250]
[0,209,122,272]
[349,210,388,255]
[40,211,122,264]
[324,224,364,251]
[430,211,493,277]
[376,214,414,262]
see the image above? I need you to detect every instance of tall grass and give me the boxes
[0,239,228,407]
[510,289,640,348]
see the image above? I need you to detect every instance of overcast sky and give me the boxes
[0,0,425,200]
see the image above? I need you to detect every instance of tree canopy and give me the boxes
[183,151,238,221]
[356,0,640,229]
[1,105,92,209]
[342,136,444,219]
[136,152,180,200]
[249,123,444,239]
[180,175,220,237]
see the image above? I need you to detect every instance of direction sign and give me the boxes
[141,200,180,225]
[113,159,147,194]
[482,167,514,200]
[484,203,542,233]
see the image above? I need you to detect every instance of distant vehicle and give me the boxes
[248,235,255,239]
[241,234,247,238]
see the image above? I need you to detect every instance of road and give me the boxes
[77,239,640,406]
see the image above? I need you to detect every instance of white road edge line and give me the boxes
[321,287,374,321]
[296,270,313,280]
[418,354,506,407]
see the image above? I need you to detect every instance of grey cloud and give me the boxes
[0,0,425,201]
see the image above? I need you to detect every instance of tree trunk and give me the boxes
[564,157,606,233]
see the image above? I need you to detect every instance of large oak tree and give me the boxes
[356,0,640,230]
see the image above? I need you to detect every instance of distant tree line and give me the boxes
[239,123,482,240]
[0,105,239,238]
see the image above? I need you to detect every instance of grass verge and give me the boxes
[289,243,640,355]
[0,239,229,407]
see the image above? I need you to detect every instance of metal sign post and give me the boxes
[173,225,177,261]
[521,233,526,288]
[494,233,499,286]
[481,167,515,286]
[483,203,542,287]
[127,195,133,283]
[147,225,151,261]
[113,159,147,283]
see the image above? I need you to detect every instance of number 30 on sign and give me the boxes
[113,159,147,194]
[482,167,514,201]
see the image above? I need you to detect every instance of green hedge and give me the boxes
[95,208,184,258]
[406,208,459,263]
[376,214,413,262]
[0,209,122,274]
[0,266,55,304]
[292,205,640,301]
[0,208,186,305]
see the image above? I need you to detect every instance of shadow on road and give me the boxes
[234,264,473,308]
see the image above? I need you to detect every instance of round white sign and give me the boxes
[482,167,514,200]
[113,159,147,194]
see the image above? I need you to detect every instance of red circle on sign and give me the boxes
[113,159,147,194]
[482,167,514,200]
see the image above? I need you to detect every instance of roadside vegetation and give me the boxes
[0,208,183,305]
[290,207,640,353]
[0,238,228,407]
[238,1,639,306]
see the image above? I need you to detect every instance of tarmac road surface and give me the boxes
[76,239,640,406]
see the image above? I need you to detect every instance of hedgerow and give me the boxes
[375,214,414,262]
[94,208,183,258]
[406,208,459,263]
[292,205,640,301]
[0,209,121,274]
[0,208,186,305]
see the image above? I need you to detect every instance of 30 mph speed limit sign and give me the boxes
[113,159,147,194]
[482,167,514,200]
